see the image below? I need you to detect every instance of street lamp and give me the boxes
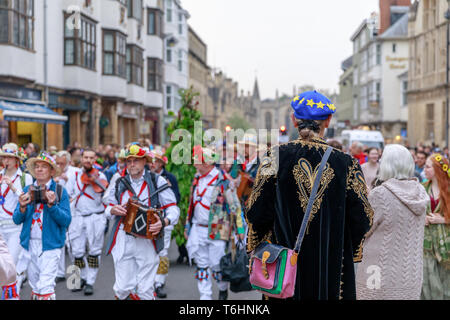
[445,0,450,148]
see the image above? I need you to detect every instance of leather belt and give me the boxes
[196,223,208,228]
[81,211,104,217]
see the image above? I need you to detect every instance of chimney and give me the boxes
[379,0,411,35]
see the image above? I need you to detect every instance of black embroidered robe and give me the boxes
[245,137,373,300]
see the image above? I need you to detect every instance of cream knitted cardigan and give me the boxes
[355,178,429,300]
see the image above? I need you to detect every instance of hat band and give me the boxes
[294,110,329,121]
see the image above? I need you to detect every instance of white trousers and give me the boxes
[154,227,173,288]
[57,248,65,278]
[27,239,61,296]
[186,224,228,300]
[70,213,106,286]
[57,235,74,278]
[0,225,27,296]
[111,229,159,300]
[0,226,22,264]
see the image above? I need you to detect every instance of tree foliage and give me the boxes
[165,87,202,247]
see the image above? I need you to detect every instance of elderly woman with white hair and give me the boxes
[356,144,430,300]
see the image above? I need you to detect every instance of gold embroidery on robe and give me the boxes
[293,158,335,234]
[346,159,374,262]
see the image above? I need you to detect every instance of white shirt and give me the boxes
[192,167,220,226]
[30,179,52,240]
[0,168,33,221]
[57,165,80,190]
[72,169,108,216]
[105,171,180,229]
[102,171,122,205]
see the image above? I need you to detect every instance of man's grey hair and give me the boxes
[352,141,364,151]
[378,144,415,181]
[56,150,71,163]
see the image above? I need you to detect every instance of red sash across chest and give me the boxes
[75,171,96,206]
[121,181,151,207]
[0,174,19,216]
[193,173,219,211]
[31,203,44,231]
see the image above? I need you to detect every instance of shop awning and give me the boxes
[0,100,68,125]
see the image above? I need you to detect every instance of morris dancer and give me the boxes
[13,152,71,300]
[105,144,179,300]
[0,143,32,299]
[66,149,108,295]
[185,145,245,300]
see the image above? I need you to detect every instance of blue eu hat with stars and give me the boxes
[291,90,336,121]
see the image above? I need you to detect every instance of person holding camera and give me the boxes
[13,152,71,300]
[0,143,32,298]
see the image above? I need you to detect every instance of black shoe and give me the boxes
[218,290,228,300]
[155,286,167,299]
[177,245,188,264]
[84,284,94,296]
[55,276,66,283]
[71,278,86,292]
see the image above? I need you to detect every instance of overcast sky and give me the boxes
[182,0,379,100]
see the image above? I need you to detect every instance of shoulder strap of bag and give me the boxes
[116,175,138,201]
[55,183,63,204]
[293,146,333,253]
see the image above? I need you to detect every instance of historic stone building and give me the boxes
[337,0,411,144]
[188,26,213,129]
[407,0,449,147]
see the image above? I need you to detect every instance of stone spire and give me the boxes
[253,78,260,101]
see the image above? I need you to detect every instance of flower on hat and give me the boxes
[39,151,56,164]
[129,145,140,155]
[435,155,442,162]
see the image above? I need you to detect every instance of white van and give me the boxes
[339,130,385,150]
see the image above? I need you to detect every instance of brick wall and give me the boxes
[379,0,412,35]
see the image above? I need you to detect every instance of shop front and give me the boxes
[0,84,67,149]
[118,103,139,146]
[48,93,91,149]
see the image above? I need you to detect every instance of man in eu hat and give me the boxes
[246,91,373,300]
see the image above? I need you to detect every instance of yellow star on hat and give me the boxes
[293,96,300,102]
[327,103,336,111]
[316,101,325,109]
[306,99,315,108]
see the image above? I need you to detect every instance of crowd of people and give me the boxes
[0,140,182,300]
[325,139,449,299]
[0,133,264,300]
[0,90,449,301]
